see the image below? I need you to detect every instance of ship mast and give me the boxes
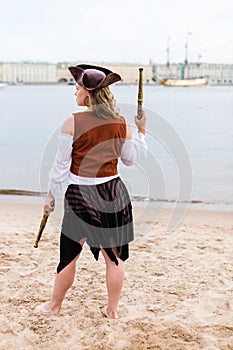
[166,36,171,78]
[184,32,192,79]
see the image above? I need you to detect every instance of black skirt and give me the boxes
[57,177,134,272]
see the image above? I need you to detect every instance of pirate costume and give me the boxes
[48,64,147,273]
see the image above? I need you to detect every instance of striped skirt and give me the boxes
[57,177,134,272]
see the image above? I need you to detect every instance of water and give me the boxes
[0,84,232,209]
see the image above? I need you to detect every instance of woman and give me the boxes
[35,64,147,319]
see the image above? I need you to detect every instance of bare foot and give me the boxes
[34,302,60,315]
[101,306,119,319]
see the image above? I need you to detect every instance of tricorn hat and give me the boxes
[68,64,121,91]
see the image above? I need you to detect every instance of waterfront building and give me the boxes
[57,62,153,84]
[205,63,233,85]
[100,63,153,84]
[0,62,56,83]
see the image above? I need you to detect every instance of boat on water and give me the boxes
[158,34,208,87]
[159,77,207,87]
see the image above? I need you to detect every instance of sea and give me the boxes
[0,84,232,211]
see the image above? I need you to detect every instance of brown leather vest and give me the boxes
[70,111,126,177]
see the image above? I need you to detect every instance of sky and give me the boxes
[0,0,232,64]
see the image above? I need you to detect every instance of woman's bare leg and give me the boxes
[35,254,80,314]
[101,248,124,319]
[35,238,85,315]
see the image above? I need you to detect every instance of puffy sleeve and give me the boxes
[47,133,73,199]
[120,132,147,166]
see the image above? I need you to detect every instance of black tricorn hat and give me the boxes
[68,64,121,90]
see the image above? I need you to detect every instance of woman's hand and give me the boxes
[44,192,55,215]
[134,110,146,135]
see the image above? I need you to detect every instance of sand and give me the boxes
[0,197,233,350]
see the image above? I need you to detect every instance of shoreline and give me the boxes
[1,189,233,212]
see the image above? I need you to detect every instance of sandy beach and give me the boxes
[0,198,233,350]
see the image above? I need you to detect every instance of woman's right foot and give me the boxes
[34,301,60,315]
[101,306,119,319]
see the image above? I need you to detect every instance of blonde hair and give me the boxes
[88,87,120,119]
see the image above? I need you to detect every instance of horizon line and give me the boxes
[0,60,233,66]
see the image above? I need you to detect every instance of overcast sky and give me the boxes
[0,0,232,64]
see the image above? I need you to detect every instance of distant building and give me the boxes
[101,63,153,84]
[204,63,233,85]
[153,63,233,85]
[0,61,153,84]
[56,62,72,83]
[57,62,153,84]
[0,62,56,83]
